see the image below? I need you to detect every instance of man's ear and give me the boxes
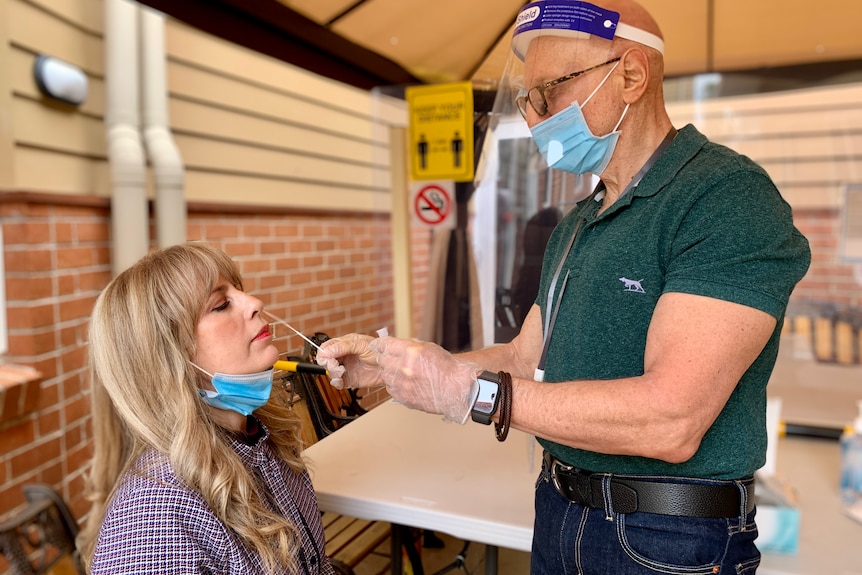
[620,47,650,104]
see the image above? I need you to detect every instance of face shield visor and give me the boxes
[496,0,664,124]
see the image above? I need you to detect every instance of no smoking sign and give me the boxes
[410,181,455,229]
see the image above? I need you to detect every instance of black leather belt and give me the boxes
[543,451,755,518]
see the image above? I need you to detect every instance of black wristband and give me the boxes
[494,371,513,442]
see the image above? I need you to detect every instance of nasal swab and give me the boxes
[263,310,321,351]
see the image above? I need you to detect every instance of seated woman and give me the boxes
[77,243,335,575]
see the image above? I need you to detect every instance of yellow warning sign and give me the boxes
[406,82,474,182]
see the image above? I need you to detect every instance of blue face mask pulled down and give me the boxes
[530,61,628,175]
[193,365,273,416]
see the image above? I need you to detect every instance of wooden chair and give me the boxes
[0,484,84,575]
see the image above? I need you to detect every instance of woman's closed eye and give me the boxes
[211,299,230,312]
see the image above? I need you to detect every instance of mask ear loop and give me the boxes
[580,58,621,109]
[582,57,629,134]
[190,362,214,378]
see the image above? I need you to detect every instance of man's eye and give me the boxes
[212,300,230,312]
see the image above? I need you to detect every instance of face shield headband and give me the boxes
[511,0,665,61]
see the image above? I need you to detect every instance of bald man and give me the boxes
[318,1,810,571]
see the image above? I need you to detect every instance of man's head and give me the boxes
[513,0,665,124]
[508,0,672,177]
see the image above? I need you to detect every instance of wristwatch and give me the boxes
[470,371,501,425]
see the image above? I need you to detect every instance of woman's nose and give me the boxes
[238,290,264,317]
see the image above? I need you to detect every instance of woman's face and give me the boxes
[192,276,278,377]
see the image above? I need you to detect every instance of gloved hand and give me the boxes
[368,337,481,424]
[315,333,383,389]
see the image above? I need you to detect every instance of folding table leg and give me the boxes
[485,545,498,575]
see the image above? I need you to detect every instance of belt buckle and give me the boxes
[550,458,574,498]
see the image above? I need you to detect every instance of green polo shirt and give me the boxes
[535,124,810,479]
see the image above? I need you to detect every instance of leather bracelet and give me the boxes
[495,371,513,442]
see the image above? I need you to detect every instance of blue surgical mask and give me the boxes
[192,364,273,416]
[530,61,628,175]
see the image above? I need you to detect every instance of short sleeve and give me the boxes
[664,168,810,318]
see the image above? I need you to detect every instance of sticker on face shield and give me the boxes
[512,1,620,59]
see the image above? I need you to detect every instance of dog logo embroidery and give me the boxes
[619,277,645,293]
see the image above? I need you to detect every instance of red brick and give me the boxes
[58,295,97,322]
[56,247,96,269]
[0,419,36,453]
[65,443,91,475]
[54,222,74,243]
[39,461,64,486]
[37,382,60,411]
[8,329,56,357]
[1,221,30,244]
[76,221,110,242]
[241,222,273,239]
[38,408,61,437]
[78,269,111,291]
[203,224,240,239]
[11,436,61,476]
[260,241,286,254]
[5,249,52,272]
[59,347,87,376]
[224,240,256,256]
[6,276,53,301]
[64,395,89,423]
[0,482,27,517]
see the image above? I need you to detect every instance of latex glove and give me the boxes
[369,337,480,424]
[316,333,383,389]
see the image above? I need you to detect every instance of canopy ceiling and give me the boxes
[139,0,862,92]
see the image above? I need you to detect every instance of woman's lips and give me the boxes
[253,325,271,342]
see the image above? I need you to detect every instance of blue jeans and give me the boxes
[531,459,761,574]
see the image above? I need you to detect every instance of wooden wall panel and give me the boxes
[0,0,16,187]
[166,61,387,147]
[667,83,862,209]
[183,171,391,212]
[36,0,103,34]
[13,97,105,156]
[166,19,406,129]
[167,97,380,166]
[2,0,408,211]
[173,133,391,191]
[14,147,109,195]
[163,17,406,209]
[8,0,103,76]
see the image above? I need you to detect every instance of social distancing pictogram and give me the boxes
[406,82,474,183]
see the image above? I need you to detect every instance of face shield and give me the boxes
[479,0,665,193]
[499,0,664,124]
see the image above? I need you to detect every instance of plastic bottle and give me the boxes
[839,400,862,505]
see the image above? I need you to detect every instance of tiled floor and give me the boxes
[351,529,530,575]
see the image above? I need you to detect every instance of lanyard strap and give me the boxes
[536,127,678,381]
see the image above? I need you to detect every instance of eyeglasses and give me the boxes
[515,57,621,119]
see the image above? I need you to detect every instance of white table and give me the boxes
[304,400,862,574]
[303,400,540,574]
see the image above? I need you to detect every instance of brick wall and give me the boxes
[0,193,432,573]
[0,196,111,527]
[792,208,862,307]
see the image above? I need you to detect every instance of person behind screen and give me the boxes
[315,0,811,572]
[78,243,335,575]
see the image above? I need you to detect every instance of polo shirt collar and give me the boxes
[591,124,706,219]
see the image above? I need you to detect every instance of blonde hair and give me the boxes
[78,243,306,574]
